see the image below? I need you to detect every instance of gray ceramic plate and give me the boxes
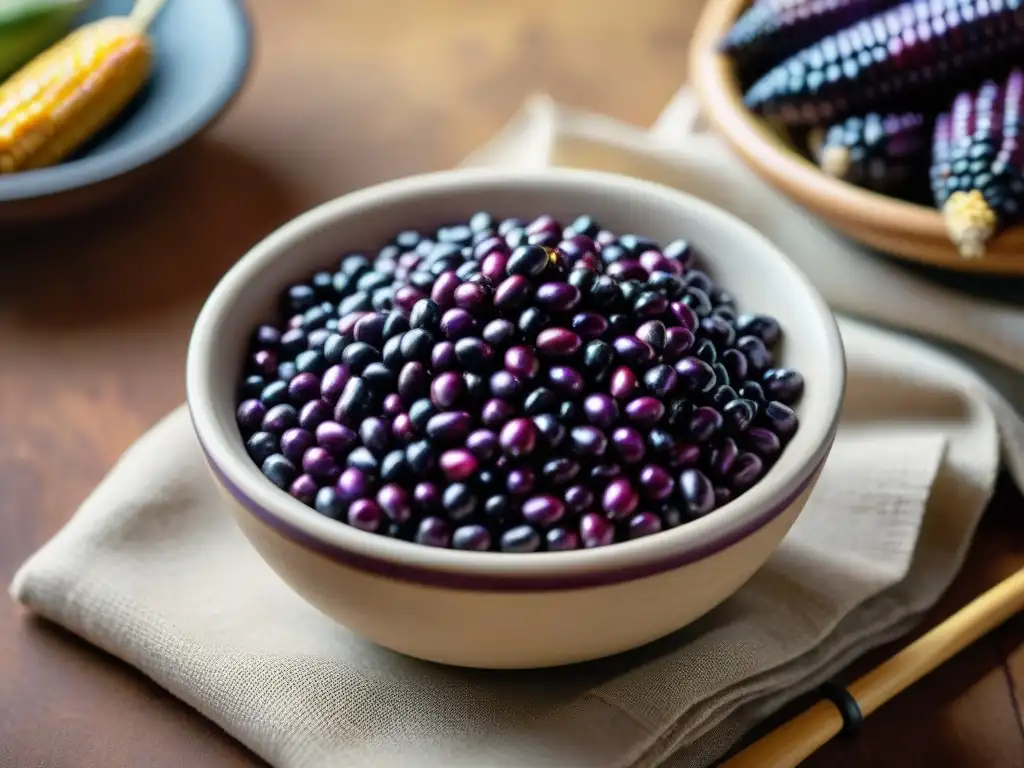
[0,0,253,216]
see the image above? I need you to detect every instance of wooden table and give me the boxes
[2,1,1023,765]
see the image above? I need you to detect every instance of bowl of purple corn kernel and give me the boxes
[187,167,844,669]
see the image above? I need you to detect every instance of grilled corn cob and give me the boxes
[810,111,929,194]
[744,0,1024,127]
[721,0,900,84]
[931,69,1024,258]
[0,0,166,174]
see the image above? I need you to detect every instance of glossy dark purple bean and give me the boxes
[252,350,278,378]
[346,446,378,474]
[299,399,330,431]
[609,366,637,401]
[709,438,739,478]
[377,483,412,523]
[582,340,615,382]
[714,487,733,508]
[505,244,549,278]
[606,260,647,281]
[505,345,539,379]
[580,513,615,548]
[481,398,515,428]
[439,449,478,481]
[415,516,451,547]
[737,336,772,374]
[441,483,476,521]
[396,361,427,402]
[591,463,623,480]
[745,426,781,459]
[493,275,533,312]
[412,482,441,513]
[522,495,566,527]
[362,362,396,394]
[500,418,537,457]
[633,291,669,318]
[674,357,717,394]
[531,413,565,450]
[500,525,541,553]
[426,343,454,374]
[454,338,494,373]
[763,368,804,405]
[639,465,674,501]
[236,400,266,433]
[548,366,584,396]
[643,365,678,398]
[409,298,441,333]
[602,477,639,520]
[731,452,764,490]
[689,406,723,443]
[625,397,664,427]
[720,349,748,383]
[335,377,372,424]
[288,473,318,505]
[316,420,358,455]
[507,468,536,496]
[763,401,798,440]
[430,271,460,310]
[489,370,521,400]
[611,427,646,463]
[546,528,581,551]
[303,446,339,479]
[337,467,369,501]
[261,454,296,489]
[390,413,414,442]
[679,468,715,517]
[262,404,298,434]
[464,429,497,461]
[452,282,487,314]
[358,417,390,456]
[440,308,477,341]
[314,486,345,519]
[699,315,736,347]
[612,336,655,366]
[737,313,781,346]
[260,380,290,408]
[425,411,472,443]
[535,282,581,313]
[482,319,516,348]
[564,485,594,513]
[354,312,386,346]
[633,320,665,351]
[453,524,492,551]
[670,301,698,331]
[280,427,315,464]
[253,323,281,348]
[536,328,582,357]
[571,312,608,341]
[583,393,618,429]
[628,512,663,539]
[430,371,464,409]
[568,426,606,458]
[723,399,755,435]
[738,381,766,406]
[393,286,424,312]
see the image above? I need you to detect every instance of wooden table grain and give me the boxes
[1,1,1023,766]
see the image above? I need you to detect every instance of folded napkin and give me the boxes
[11,90,1024,768]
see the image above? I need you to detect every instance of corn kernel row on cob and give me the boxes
[720,0,900,84]
[931,68,1024,258]
[744,0,1024,127]
[810,111,929,193]
[0,0,166,174]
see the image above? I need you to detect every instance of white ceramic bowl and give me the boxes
[186,168,845,669]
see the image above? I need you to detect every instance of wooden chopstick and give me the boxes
[723,567,1024,767]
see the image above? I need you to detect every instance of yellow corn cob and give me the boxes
[0,0,166,174]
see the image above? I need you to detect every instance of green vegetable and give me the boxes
[0,0,90,81]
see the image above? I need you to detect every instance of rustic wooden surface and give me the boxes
[1,1,1023,766]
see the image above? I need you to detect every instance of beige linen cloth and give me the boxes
[11,88,1024,768]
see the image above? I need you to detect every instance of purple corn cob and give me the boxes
[811,111,930,193]
[721,0,900,82]
[931,68,1024,258]
[744,0,1024,127]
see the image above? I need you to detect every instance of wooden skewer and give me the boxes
[723,567,1024,768]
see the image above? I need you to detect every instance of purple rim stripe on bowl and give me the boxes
[199,434,828,592]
